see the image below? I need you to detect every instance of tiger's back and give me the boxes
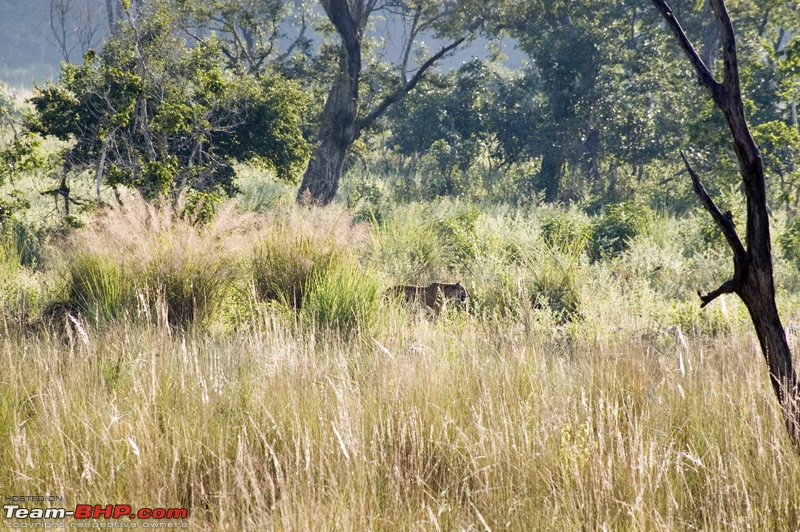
[388,281,469,315]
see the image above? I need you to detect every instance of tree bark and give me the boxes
[295,0,361,205]
[296,0,470,205]
[539,145,565,202]
[652,0,800,449]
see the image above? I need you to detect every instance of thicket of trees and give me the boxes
[0,0,798,217]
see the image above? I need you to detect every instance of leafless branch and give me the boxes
[360,36,466,130]
[276,14,308,64]
[651,0,721,98]
[681,151,746,261]
[698,281,737,308]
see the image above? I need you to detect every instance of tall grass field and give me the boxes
[3,192,800,530]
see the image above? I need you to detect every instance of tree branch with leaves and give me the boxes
[296,0,486,205]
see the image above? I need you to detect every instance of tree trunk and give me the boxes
[653,0,800,449]
[296,0,470,205]
[296,0,361,205]
[539,146,565,202]
[295,69,360,204]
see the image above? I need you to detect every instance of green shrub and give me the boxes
[779,216,800,271]
[589,202,653,261]
[0,232,44,325]
[529,260,582,323]
[472,267,528,318]
[530,213,587,323]
[433,205,481,262]
[373,206,455,283]
[301,256,380,334]
[668,299,736,336]
[540,212,591,256]
[252,205,369,314]
[56,196,246,328]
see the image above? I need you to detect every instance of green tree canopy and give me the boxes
[26,0,310,206]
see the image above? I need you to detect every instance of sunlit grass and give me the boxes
[2,196,800,529]
[3,308,800,529]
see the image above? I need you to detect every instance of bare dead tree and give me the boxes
[652,0,800,449]
[49,0,103,63]
[50,0,78,62]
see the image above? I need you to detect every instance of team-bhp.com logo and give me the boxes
[4,503,189,528]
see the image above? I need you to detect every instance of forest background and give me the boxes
[3,0,800,529]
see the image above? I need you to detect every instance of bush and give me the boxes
[301,256,381,334]
[540,212,591,256]
[528,244,583,323]
[58,195,244,328]
[432,205,482,262]
[253,234,331,309]
[251,205,369,310]
[0,231,45,325]
[147,236,234,326]
[779,216,800,271]
[372,205,455,283]
[589,202,653,261]
[530,268,581,323]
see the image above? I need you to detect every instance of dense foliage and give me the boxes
[0,0,798,217]
[22,1,309,210]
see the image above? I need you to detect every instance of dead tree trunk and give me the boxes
[652,0,800,448]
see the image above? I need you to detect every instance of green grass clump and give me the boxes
[67,252,135,322]
[301,256,381,334]
[251,205,368,312]
[0,224,47,326]
[146,235,234,327]
[253,233,329,308]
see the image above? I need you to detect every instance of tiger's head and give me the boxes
[452,281,469,304]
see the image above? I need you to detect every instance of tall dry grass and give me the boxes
[2,197,800,529]
[50,197,254,328]
[2,307,800,529]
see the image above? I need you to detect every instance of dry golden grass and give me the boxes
[3,298,800,530]
[2,199,800,530]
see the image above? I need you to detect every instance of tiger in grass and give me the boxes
[387,281,469,316]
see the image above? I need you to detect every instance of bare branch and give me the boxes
[651,0,721,97]
[276,14,308,64]
[399,8,422,84]
[698,280,737,308]
[360,36,466,130]
[681,150,746,261]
